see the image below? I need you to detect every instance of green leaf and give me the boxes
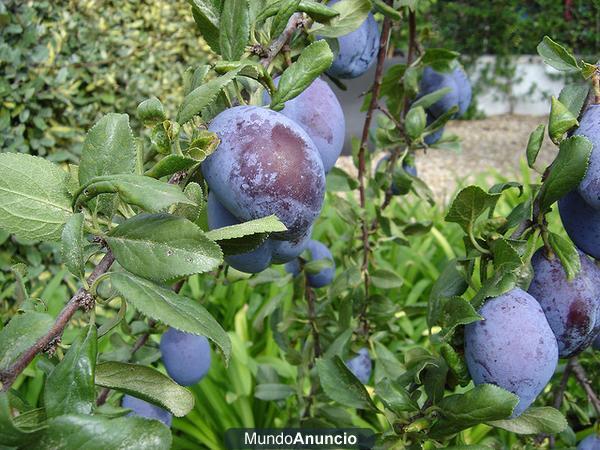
[316,357,378,411]
[421,48,460,72]
[44,323,97,418]
[173,182,205,224]
[206,215,287,254]
[145,155,198,179]
[270,40,333,111]
[428,259,468,328]
[490,238,523,273]
[411,87,452,110]
[372,0,400,19]
[309,0,372,38]
[61,213,85,279]
[375,379,419,414]
[111,272,231,363]
[188,0,221,53]
[558,83,589,118]
[95,362,194,416]
[445,186,500,233]
[0,312,54,372]
[271,0,300,36]
[405,106,426,140]
[74,174,195,213]
[137,97,166,126]
[429,384,519,438]
[548,232,581,281]
[79,113,136,187]
[536,36,580,73]
[439,296,481,337]
[219,0,249,60]
[106,214,222,282]
[548,96,579,144]
[0,154,72,241]
[538,135,593,211]
[177,70,240,124]
[526,124,545,169]
[28,414,171,450]
[488,407,567,435]
[370,268,403,289]
[256,0,339,23]
[254,383,295,401]
[0,393,43,446]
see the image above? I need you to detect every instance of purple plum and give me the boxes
[285,239,335,288]
[593,333,600,350]
[160,328,211,386]
[419,66,471,119]
[578,434,600,450]
[576,105,600,209]
[375,154,417,196]
[559,190,600,259]
[270,225,312,264]
[424,111,444,146]
[345,348,372,384]
[464,288,558,417]
[121,395,172,426]
[202,106,325,240]
[326,1,380,79]
[266,78,345,172]
[528,248,600,357]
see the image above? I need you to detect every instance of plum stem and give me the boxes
[593,68,600,104]
[356,0,394,335]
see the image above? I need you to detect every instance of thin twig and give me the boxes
[0,252,115,392]
[356,1,394,334]
[571,358,600,416]
[260,13,305,69]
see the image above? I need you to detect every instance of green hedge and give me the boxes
[426,0,599,56]
[0,0,212,161]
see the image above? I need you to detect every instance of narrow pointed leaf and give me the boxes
[61,213,86,279]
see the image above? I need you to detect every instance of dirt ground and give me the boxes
[336,115,556,205]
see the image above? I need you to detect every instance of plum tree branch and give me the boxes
[0,251,115,392]
[571,358,600,416]
[357,1,393,334]
[260,13,306,69]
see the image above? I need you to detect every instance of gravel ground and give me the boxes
[336,114,557,205]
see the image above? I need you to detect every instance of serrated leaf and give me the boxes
[256,0,339,23]
[219,0,249,60]
[44,323,97,418]
[205,215,286,254]
[137,97,166,125]
[145,155,199,179]
[429,384,518,438]
[0,153,72,241]
[173,182,205,224]
[548,96,579,144]
[445,186,500,233]
[309,0,372,38]
[370,268,403,289]
[439,296,481,337]
[75,174,195,213]
[538,135,593,211]
[537,36,580,73]
[111,272,231,363]
[490,238,523,273]
[106,214,222,282]
[558,83,589,118]
[79,113,136,187]
[271,0,300,36]
[488,407,567,435]
[548,232,581,280]
[27,414,171,450]
[188,0,221,53]
[270,41,333,111]
[0,312,54,371]
[177,70,240,124]
[95,362,194,416]
[526,124,545,168]
[61,213,85,279]
[428,259,468,328]
[316,357,378,411]
[375,379,419,414]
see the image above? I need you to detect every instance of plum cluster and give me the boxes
[465,105,600,418]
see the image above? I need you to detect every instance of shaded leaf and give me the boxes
[61,213,86,279]
[488,407,567,435]
[219,0,249,60]
[526,124,545,169]
[0,312,54,372]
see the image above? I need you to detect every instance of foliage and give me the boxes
[0,1,599,450]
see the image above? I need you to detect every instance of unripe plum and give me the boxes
[345,348,372,384]
[202,106,325,240]
[464,288,558,417]
[419,66,471,119]
[121,395,172,426]
[528,248,600,357]
[578,434,600,450]
[558,190,600,259]
[576,105,600,209]
[266,78,345,173]
[207,192,272,273]
[160,328,211,386]
[325,1,380,79]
